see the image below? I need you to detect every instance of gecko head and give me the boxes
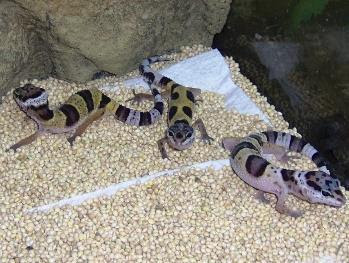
[298,171,346,207]
[166,122,195,150]
[13,84,48,110]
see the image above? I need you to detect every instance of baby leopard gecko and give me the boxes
[7,83,164,151]
[222,131,346,217]
[128,56,214,159]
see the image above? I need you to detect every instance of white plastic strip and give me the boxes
[27,159,229,213]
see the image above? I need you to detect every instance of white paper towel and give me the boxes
[123,49,270,124]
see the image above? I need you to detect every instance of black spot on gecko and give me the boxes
[115,105,130,122]
[335,190,344,197]
[143,72,155,84]
[321,190,334,197]
[159,77,172,86]
[77,90,94,112]
[281,169,293,182]
[99,94,111,109]
[171,92,179,100]
[245,155,268,177]
[170,83,180,93]
[231,142,258,159]
[325,180,333,187]
[182,106,192,118]
[305,171,316,180]
[249,134,263,146]
[168,106,178,121]
[306,180,322,192]
[186,90,195,103]
[59,104,80,126]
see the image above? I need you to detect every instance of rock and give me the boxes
[12,0,231,83]
[0,0,52,98]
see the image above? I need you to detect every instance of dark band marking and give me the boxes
[151,88,160,97]
[281,169,294,182]
[182,106,192,119]
[321,190,334,197]
[77,90,94,112]
[335,189,344,197]
[186,90,195,103]
[296,138,307,152]
[306,180,322,192]
[60,104,80,126]
[143,72,155,84]
[171,92,179,100]
[139,65,145,74]
[159,77,172,86]
[170,83,181,93]
[99,94,111,109]
[31,104,54,120]
[139,112,152,126]
[231,142,258,159]
[154,102,164,114]
[115,105,130,122]
[174,119,189,125]
[305,171,316,180]
[168,106,178,121]
[249,134,263,147]
[245,155,269,177]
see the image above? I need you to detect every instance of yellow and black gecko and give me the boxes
[7,83,164,151]
[128,56,213,159]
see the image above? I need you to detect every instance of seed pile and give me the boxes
[0,45,348,262]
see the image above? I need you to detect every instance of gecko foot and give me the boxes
[201,134,214,144]
[67,137,76,146]
[125,90,145,106]
[255,190,270,204]
[275,204,303,218]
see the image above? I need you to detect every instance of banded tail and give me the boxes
[113,85,164,126]
[261,131,331,175]
[139,56,173,88]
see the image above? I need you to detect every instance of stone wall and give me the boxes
[0,0,231,97]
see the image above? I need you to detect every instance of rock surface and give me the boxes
[0,0,231,97]
[0,1,52,98]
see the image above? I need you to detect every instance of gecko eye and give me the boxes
[168,131,174,137]
[186,132,192,138]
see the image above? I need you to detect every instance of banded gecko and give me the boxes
[7,83,164,151]
[222,131,346,217]
[128,56,214,159]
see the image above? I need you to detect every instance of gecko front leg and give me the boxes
[275,191,303,218]
[7,131,41,152]
[193,118,214,144]
[157,137,170,159]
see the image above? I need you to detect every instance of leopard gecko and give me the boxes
[7,83,164,151]
[222,131,346,217]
